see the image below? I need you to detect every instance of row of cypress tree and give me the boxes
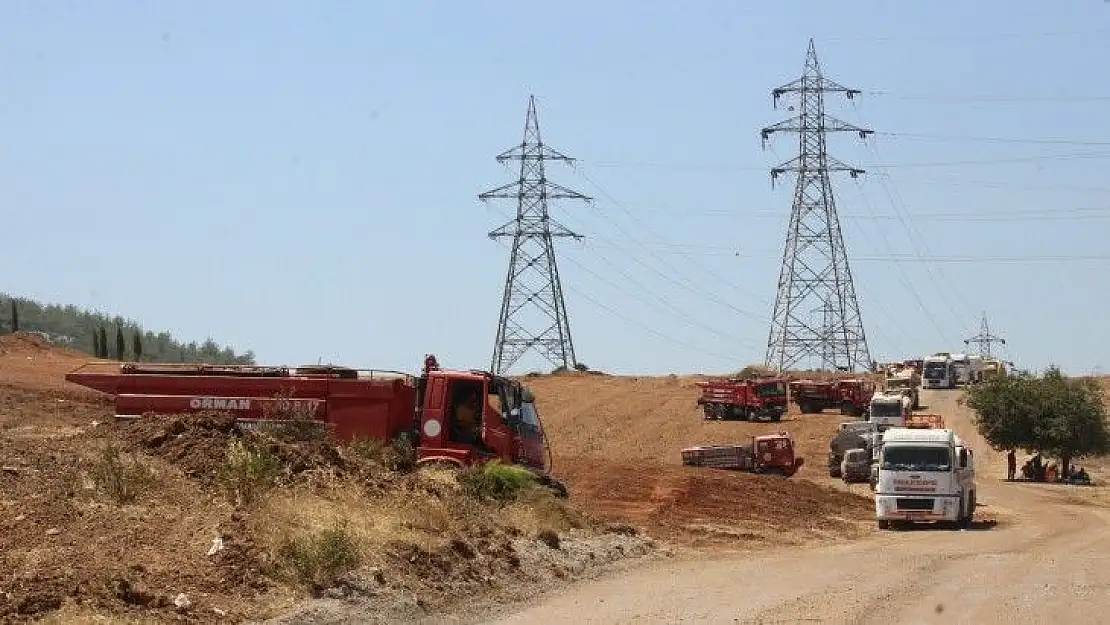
[91,325,143,362]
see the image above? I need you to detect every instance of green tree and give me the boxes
[10,300,18,332]
[964,366,1109,477]
[115,325,126,361]
[98,326,109,358]
[132,330,143,362]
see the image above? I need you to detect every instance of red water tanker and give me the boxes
[64,355,566,494]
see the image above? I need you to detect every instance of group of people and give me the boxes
[1006,449,1092,484]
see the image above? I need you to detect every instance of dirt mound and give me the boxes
[110,412,348,481]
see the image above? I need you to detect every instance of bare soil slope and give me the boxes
[0,336,654,623]
[524,371,875,549]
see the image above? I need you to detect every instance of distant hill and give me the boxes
[0,293,255,365]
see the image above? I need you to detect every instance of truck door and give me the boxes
[481,379,512,461]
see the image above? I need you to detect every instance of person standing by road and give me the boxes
[1007,449,1016,481]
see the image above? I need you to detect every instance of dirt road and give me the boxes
[478,389,1110,624]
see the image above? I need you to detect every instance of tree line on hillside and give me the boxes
[963,366,1109,479]
[1,294,255,365]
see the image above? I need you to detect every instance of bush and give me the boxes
[381,436,417,473]
[274,522,362,594]
[90,443,156,504]
[217,438,280,507]
[458,461,537,502]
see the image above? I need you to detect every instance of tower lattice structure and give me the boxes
[965,311,1006,359]
[479,95,590,375]
[760,39,874,373]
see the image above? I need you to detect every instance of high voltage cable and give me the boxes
[582,241,1110,263]
[876,131,1110,147]
[488,237,747,364]
[480,201,765,352]
[867,92,1110,103]
[630,205,1110,221]
[583,149,1110,172]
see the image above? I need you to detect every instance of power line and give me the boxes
[480,198,765,353]
[583,149,1110,172]
[876,131,1110,147]
[629,204,1110,221]
[867,91,1110,103]
[487,238,748,365]
[583,242,1110,263]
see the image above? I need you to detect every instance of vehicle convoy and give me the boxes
[921,354,956,390]
[696,376,787,421]
[64,355,568,493]
[681,432,805,477]
[874,427,976,529]
[789,378,875,416]
[883,368,921,410]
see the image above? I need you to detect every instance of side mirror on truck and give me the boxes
[959,449,968,469]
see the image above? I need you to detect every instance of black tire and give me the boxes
[877,520,890,530]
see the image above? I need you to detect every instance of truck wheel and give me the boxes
[877,520,890,530]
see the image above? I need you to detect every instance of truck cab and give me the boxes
[415,359,550,478]
[874,427,976,529]
[868,391,911,429]
[921,356,955,390]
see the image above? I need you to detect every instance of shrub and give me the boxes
[274,522,361,594]
[90,443,156,504]
[458,461,537,502]
[381,436,417,473]
[217,438,280,507]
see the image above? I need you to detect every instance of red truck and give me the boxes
[680,432,805,477]
[64,354,567,494]
[696,376,787,421]
[788,378,875,417]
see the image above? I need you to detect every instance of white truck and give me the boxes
[921,355,955,390]
[884,368,921,410]
[874,427,976,529]
[868,391,912,429]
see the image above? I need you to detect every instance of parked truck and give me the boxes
[828,420,879,478]
[681,432,805,477]
[696,376,787,421]
[921,355,956,390]
[789,378,875,416]
[874,427,977,529]
[868,391,912,429]
[64,354,568,494]
[884,368,921,410]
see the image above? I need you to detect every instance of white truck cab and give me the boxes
[868,391,911,429]
[874,427,976,529]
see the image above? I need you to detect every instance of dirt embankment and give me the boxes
[522,371,877,549]
[0,337,654,623]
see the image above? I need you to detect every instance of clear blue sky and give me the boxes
[2,1,1108,376]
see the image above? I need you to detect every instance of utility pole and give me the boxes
[479,95,590,375]
[760,39,873,373]
[964,311,1006,359]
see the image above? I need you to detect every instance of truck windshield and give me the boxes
[756,382,785,396]
[881,447,951,472]
[518,402,542,432]
[871,403,903,419]
[923,363,947,379]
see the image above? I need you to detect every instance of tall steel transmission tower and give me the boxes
[760,39,874,373]
[964,311,1006,359]
[479,95,591,375]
